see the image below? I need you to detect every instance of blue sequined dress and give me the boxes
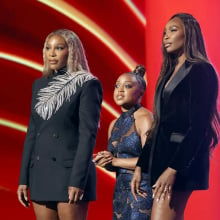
[108,105,152,220]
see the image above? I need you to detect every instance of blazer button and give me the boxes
[36,156,40,161]
[36,132,40,137]
[52,157,56,161]
[52,133,59,138]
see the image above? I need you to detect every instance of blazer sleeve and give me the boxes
[169,62,218,173]
[69,79,103,189]
[19,81,37,185]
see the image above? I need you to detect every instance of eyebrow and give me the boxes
[116,81,133,83]
[169,24,180,29]
[47,42,66,45]
[46,43,67,46]
[164,24,180,30]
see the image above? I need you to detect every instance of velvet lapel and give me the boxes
[164,62,192,103]
[155,68,173,119]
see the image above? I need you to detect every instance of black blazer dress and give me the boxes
[137,61,218,190]
[19,69,103,201]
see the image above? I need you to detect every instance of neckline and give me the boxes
[164,61,186,89]
[49,66,67,78]
[121,104,141,118]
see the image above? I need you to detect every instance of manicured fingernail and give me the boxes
[156,198,159,202]
[152,194,154,198]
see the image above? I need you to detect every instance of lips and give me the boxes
[116,95,124,100]
[49,60,58,64]
[164,43,171,48]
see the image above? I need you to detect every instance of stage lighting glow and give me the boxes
[0,52,42,72]
[0,52,120,119]
[96,166,116,179]
[0,118,27,133]
[37,0,137,70]
[123,0,146,26]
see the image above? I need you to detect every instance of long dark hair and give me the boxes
[158,13,209,87]
[150,13,220,149]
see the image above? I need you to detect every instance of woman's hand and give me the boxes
[93,151,113,168]
[17,185,30,208]
[68,186,84,203]
[152,167,177,202]
[131,166,146,201]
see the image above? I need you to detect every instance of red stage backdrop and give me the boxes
[145,1,220,220]
[0,0,219,219]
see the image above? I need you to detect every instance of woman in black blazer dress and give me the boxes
[17,29,103,220]
[131,13,220,220]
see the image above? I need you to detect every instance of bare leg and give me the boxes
[151,191,192,220]
[33,202,59,220]
[58,201,89,220]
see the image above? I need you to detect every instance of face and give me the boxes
[45,35,68,71]
[114,73,143,110]
[163,17,185,55]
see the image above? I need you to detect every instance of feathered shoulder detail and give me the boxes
[35,71,96,120]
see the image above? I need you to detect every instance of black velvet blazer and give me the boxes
[19,70,103,201]
[137,61,218,190]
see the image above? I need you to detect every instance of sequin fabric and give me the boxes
[108,105,152,220]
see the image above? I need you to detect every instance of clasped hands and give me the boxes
[93,151,114,168]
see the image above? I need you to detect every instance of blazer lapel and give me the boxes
[164,62,192,102]
[155,68,173,118]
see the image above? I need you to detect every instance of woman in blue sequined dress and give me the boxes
[94,65,153,219]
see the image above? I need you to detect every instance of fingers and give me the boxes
[152,184,172,202]
[131,177,138,201]
[92,153,104,163]
[167,185,172,199]
[131,167,142,201]
[93,151,113,167]
[17,186,30,208]
[23,188,28,202]
[79,193,84,201]
[98,157,112,167]
[136,188,147,198]
[68,187,84,204]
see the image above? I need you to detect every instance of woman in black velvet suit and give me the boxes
[131,13,220,220]
[17,29,103,220]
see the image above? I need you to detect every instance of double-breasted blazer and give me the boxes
[137,61,218,190]
[19,69,103,201]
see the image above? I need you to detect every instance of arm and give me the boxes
[111,110,153,170]
[95,110,154,170]
[18,81,36,207]
[169,63,218,172]
[19,115,36,184]
[136,110,154,172]
[19,81,37,184]
[69,79,103,189]
[130,110,154,200]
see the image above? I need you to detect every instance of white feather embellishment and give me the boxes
[35,71,96,120]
